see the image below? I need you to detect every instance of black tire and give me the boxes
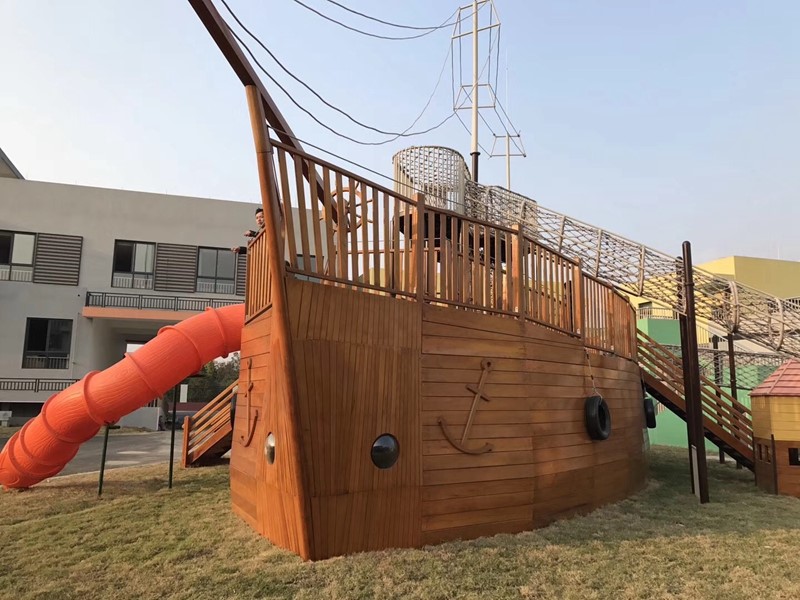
[585,395,612,441]
[644,396,657,429]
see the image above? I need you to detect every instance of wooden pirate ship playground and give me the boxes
[3,0,800,565]
[180,1,800,560]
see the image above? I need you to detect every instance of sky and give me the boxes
[1,1,798,264]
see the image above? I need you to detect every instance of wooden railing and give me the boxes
[245,139,638,360]
[181,382,237,468]
[583,275,637,359]
[245,231,272,320]
[637,330,753,455]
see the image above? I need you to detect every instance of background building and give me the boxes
[0,149,256,424]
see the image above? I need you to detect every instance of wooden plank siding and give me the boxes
[234,280,647,558]
[235,142,648,559]
[286,278,422,559]
[230,307,310,555]
[420,303,647,544]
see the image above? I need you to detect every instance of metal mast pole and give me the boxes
[505,134,511,189]
[470,0,480,182]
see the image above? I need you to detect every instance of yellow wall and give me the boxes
[751,396,772,439]
[752,395,800,441]
[698,256,800,300]
[768,396,800,441]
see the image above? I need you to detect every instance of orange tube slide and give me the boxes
[0,304,245,489]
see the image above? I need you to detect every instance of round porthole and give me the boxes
[265,432,276,464]
[371,434,399,469]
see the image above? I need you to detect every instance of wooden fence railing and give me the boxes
[245,231,272,321]
[637,329,753,455]
[181,382,237,468]
[243,139,638,360]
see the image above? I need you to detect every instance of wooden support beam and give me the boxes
[188,0,335,222]
[245,84,313,558]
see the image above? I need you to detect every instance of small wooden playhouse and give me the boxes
[751,359,800,496]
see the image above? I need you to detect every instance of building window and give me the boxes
[0,230,35,282]
[22,318,73,369]
[112,240,155,289]
[295,254,318,282]
[789,448,800,467]
[197,248,235,294]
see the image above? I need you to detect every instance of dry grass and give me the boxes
[2,446,800,600]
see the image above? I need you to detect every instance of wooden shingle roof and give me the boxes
[751,360,800,397]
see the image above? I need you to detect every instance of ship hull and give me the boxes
[231,278,647,560]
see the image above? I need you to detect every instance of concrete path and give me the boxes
[0,431,185,478]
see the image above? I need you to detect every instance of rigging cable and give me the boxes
[229,27,456,146]
[320,0,458,31]
[289,0,459,41]
[221,0,452,138]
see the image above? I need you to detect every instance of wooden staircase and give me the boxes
[181,382,237,467]
[637,330,754,470]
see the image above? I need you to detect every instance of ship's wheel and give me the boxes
[325,181,373,233]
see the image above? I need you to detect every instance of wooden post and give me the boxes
[573,261,585,341]
[512,224,525,317]
[771,434,779,494]
[680,241,709,503]
[712,335,725,463]
[181,415,192,469]
[727,334,743,469]
[414,193,426,303]
[245,84,313,558]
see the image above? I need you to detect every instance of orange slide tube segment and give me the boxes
[0,304,245,489]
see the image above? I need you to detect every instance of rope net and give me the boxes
[392,145,800,357]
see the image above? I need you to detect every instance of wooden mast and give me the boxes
[188,0,335,222]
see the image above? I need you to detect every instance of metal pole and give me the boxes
[682,241,709,503]
[726,334,739,401]
[712,335,725,464]
[168,386,178,489]
[98,423,111,497]
[679,313,696,488]
[470,0,480,182]
[726,333,743,469]
[506,134,511,189]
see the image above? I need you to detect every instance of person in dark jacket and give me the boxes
[232,207,265,255]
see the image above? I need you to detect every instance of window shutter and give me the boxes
[235,253,247,296]
[32,233,83,286]
[154,243,197,293]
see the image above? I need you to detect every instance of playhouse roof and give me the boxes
[751,359,800,397]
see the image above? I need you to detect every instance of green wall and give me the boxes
[638,317,777,453]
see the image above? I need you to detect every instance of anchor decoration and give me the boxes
[438,358,494,454]
[239,357,258,447]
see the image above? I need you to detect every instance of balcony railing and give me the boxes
[0,264,33,282]
[112,272,154,290]
[22,355,70,370]
[0,378,78,392]
[637,306,679,320]
[86,291,243,312]
[196,279,236,295]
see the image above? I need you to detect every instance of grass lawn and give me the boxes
[2,446,800,600]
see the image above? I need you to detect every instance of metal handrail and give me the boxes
[0,378,78,392]
[86,291,243,311]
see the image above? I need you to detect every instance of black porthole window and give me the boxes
[265,432,276,464]
[371,434,400,469]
